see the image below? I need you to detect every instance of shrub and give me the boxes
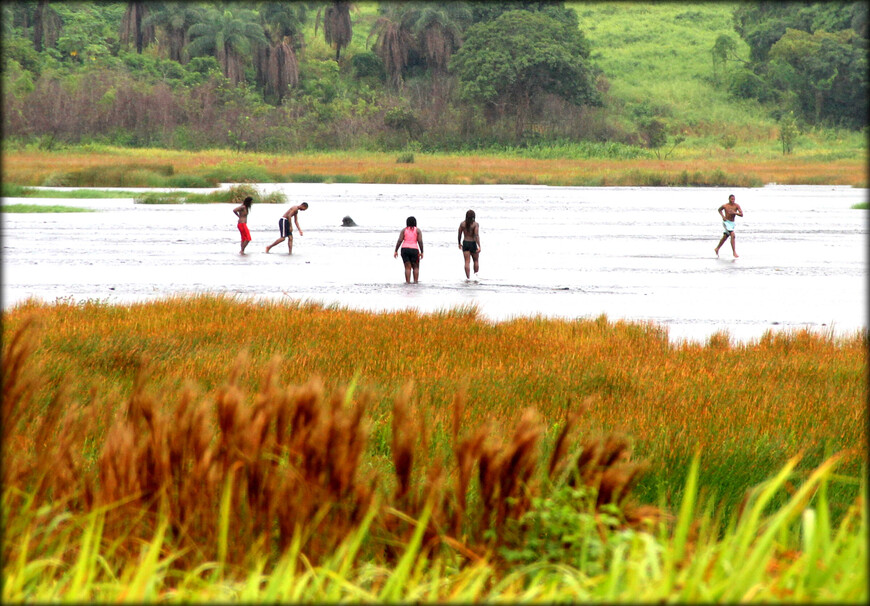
[41,172,74,187]
[351,51,385,82]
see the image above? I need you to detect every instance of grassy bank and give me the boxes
[2,145,866,188]
[0,203,95,213]
[3,296,865,601]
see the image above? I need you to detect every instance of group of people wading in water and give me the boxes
[391,209,481,284]
[233,197,482,283]
[234,194,741,283]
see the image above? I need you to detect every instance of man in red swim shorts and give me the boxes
[233,196,253,254]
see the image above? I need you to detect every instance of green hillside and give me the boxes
[1,1,865,156]
[574,3,764,133]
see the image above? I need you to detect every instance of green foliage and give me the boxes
[450,9,600,139]
[499,482,630,575]
[1,183,32,197]
[728,68,774,103]
[768,28,867,127]
[0,1,865,155]
[384,106,420,138]
[351,50,385,82]
[186,6,267,84]
[733,2,865,61]
[395,152,414,164]
[731,2,867,128]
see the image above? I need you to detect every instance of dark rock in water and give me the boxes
[342,216,357,227]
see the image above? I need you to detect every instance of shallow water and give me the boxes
[2,184,867,343]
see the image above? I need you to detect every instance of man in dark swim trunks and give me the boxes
[458,209,480,279]
[266,202,308,254]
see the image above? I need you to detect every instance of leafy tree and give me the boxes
[735,2,865,60]
[384,105,421,140]
[316,1,353,62]
[2,4,16,38]
[450,9,600,139]
[186,7,267,85]
[470,1,578,28]
[119,1,154,54]
[53,3,120,64]
[710,33,749,84]
[731,1,867,128]
[768,28,866,127]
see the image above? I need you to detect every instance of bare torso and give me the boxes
[460,220,478,241]
[234,205,249,223]
[720,202,742,221]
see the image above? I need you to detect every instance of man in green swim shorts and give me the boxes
[714,194,743,258]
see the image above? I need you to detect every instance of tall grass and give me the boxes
[3,296,864,518]
[4,460,865,601]
[3,147,866,187]
[2,298,866,601]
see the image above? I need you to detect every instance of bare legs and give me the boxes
[265,236,293,254]
[714,233,738,258]
[240,239,249,254]
[463,250,480,279]
[403,262,419,283]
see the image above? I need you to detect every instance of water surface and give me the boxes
[2,184,866,343]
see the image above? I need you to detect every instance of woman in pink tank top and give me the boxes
[393,216,424,283]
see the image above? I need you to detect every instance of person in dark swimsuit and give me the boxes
[266,202,308,255]
[457,209,480,279]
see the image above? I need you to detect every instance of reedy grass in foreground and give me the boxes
[3,452,865,603]
[3,296,865,520]
[2,297,866,602]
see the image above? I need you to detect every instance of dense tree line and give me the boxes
[714,1,867,129]
[1,1,865,153]
[1,1,605,150]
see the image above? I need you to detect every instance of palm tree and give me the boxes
[120,1,155,54]
[316,1,353,62]
[186,8,267,85]
[367,3,414,89]
[256,2,307,102]
[410,2,470,77]
[144,2,202,63]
